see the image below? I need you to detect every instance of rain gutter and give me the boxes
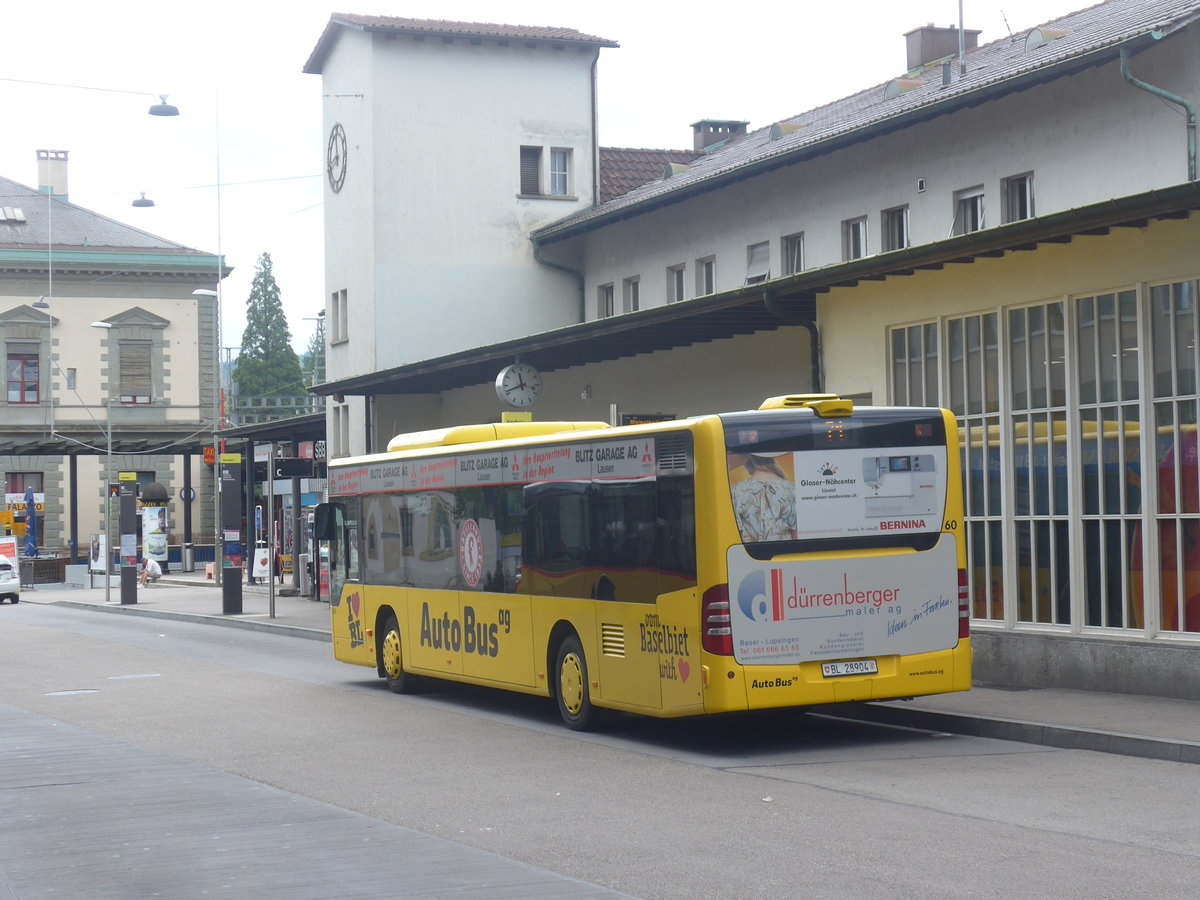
[1120,42,1197,181]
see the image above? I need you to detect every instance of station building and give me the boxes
[305,0,1200,698]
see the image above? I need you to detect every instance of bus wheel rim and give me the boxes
[383,630,403,679]
[560,653,584,715]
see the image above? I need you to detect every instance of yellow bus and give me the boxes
[316,394,971,729]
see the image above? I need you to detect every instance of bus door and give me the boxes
[404,491,463,677]
[588,471,700,713]
[315,500,367,664]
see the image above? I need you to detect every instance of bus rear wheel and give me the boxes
[380,613,418,694]
[555,635,599,731]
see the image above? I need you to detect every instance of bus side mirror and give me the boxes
[314,503,338,540]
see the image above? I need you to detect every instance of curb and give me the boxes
[822,701,1200,765]
[34,598,331,643]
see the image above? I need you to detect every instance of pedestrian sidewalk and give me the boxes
[21,568,332,641]
[18,576,1200,764]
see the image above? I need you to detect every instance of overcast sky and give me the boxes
[3,0,1088,356]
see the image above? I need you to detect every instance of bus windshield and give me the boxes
[722,408,949,546]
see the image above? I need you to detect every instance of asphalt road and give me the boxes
[4,603,1199,899]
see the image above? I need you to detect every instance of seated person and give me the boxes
[139,557,162,586]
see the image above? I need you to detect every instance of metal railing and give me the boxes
[232,395,325,425]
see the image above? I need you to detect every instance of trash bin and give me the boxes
[182,543,195,572]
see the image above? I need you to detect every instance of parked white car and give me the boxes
[0,554,20,603]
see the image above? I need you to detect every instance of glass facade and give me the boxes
[891,279,1200,636]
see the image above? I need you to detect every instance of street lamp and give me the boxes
[90,321,113,605]
[193,288,221,585]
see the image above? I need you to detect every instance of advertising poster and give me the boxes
[142,507,168,563]
[252,547,271,579]
[726,535,960,665]
[727,446,947,542]
[88,534,107,574]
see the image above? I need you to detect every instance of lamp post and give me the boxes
[90,321,113,605]
[193,288,221,585]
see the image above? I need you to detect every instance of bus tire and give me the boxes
[380,612,418,694]
[554,635,599,731]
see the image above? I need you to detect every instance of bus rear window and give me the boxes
[722,408,948,546]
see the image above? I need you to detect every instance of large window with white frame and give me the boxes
[891,280,1200,637]
[947,313,1003,623]
[1149,280,1200,633]
[1009,301,1071,626]
[890,323,939,407]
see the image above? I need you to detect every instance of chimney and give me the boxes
[691,119,749,152]
[37,149,69,201]
[904,24,980,70]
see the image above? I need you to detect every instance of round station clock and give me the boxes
[326,123,347,193]
[495,362,543,408]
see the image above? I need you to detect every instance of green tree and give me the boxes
[233,253,303,398]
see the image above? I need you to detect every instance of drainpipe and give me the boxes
[591,50,601,205]
[762,287,823,392]
[1120,44,1197,181]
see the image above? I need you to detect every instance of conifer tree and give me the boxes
[233,253,303,398]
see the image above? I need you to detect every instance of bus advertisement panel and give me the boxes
[727,536,959,665]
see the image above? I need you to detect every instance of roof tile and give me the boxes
[539,0,1200,238]
[598,147,703,203]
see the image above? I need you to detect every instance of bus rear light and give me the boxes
[958,568,970,639]
[702,584,733,655]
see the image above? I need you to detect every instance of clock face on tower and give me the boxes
[326,123,347,193]
[495,363,543,408]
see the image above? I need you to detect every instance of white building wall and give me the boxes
[566,40,1200,317]
[371,326,814,444]
[319,31,599,383]
[321,28,378,390]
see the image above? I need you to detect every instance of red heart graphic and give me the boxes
[349,593,360,616]
[678,659,690,682]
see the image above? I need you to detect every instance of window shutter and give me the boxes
[520,147,541,195]
[746,243,770,283]
[120,342,152,401]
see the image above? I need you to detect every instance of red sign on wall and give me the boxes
[203,446,216,465]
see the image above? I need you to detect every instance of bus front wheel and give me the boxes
[380,613,418,694]
[555,635,598,731]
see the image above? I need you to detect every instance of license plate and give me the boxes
[821,659,878,678]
